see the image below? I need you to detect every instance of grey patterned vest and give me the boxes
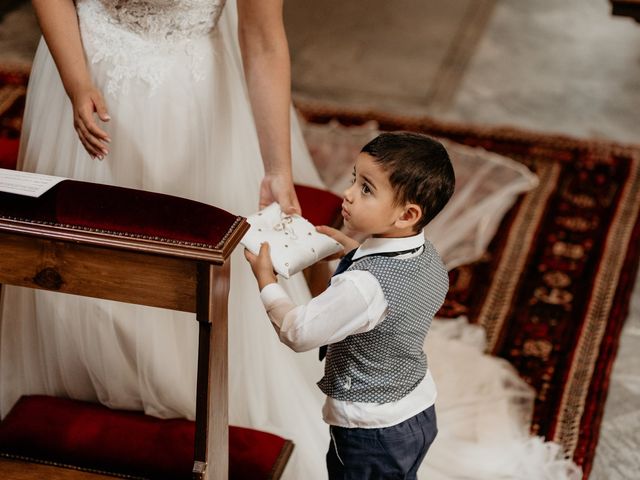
[317,241,448,403]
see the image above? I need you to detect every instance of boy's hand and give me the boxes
[316,226,360,261]
[244,242,278,290]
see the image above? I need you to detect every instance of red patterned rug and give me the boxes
[3,70,640,479]
[296,104,640,479]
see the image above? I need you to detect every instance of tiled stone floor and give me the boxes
[2,1,639,478]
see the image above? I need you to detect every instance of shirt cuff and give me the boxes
[260,282,289,306]
[260,282,296,329]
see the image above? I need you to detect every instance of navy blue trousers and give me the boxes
[326,405,437,480]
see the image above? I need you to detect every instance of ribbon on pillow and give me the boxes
[241,203,343,279]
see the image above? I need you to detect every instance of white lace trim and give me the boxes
[77,0,226,96]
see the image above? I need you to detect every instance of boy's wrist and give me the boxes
[258,272,278,291]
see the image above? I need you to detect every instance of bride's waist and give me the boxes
[78,0,224,43]
[75,0,226,96]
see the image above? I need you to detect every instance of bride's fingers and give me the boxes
[76,121,108,158]
[282,198,301,216]
[80,104,110,144]
[93,93,111,123]
[273,183,300,216]
[76,103,107,141]
[285,187,302,215]
[258,195,270,210]
[289,194,302,216]
[75,124,102,159]
[80,122,107,153]
[77,133,98,160]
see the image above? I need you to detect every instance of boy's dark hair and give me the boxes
[361,132,455,231]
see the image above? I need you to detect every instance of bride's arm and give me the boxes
[237,0,301,215]
[32,0,110,159]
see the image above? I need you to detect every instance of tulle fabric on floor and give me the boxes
[420,318,582,479]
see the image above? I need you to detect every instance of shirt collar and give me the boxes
[352,231,425,260]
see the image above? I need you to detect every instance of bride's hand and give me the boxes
[70,84,111,160]
[259,173,301,216]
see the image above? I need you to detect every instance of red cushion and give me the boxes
[0,395,293,480]
[0,178,336,248]
[0,180,241,249]
[294,184,342,227]
[0,137,19,170]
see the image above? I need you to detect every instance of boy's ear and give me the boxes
[395,203,422,230]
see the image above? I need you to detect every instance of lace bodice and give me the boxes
[77,0,227,95]
[95,0,225,42]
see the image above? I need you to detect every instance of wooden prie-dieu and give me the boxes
[0,179,249,480]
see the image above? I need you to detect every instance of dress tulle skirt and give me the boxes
[0,1,581,478]
[0,4,328,478]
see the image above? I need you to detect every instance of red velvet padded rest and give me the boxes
[0,180,339,248]
[0,137,19,170]
[0,180,240,248]
[0,395,292,480]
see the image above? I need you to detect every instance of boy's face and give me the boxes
[342,153,409,238]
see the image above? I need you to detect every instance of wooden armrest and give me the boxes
[0,179,248,263]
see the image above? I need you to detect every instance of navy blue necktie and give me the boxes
[332,248,358,277]
[318,249,358,360]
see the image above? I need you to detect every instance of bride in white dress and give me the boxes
[0,0,581,478]
[2,0,328,477]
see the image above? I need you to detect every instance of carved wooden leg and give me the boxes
[193,262,230,480]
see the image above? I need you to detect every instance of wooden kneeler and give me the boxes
[0,179,249,480]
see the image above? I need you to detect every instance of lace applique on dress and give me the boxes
[77,0,226,96]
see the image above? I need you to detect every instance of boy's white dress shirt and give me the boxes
[260,231,438,428]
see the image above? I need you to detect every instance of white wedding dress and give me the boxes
[0,1,580,478]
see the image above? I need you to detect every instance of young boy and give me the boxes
[245,132,455,479]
